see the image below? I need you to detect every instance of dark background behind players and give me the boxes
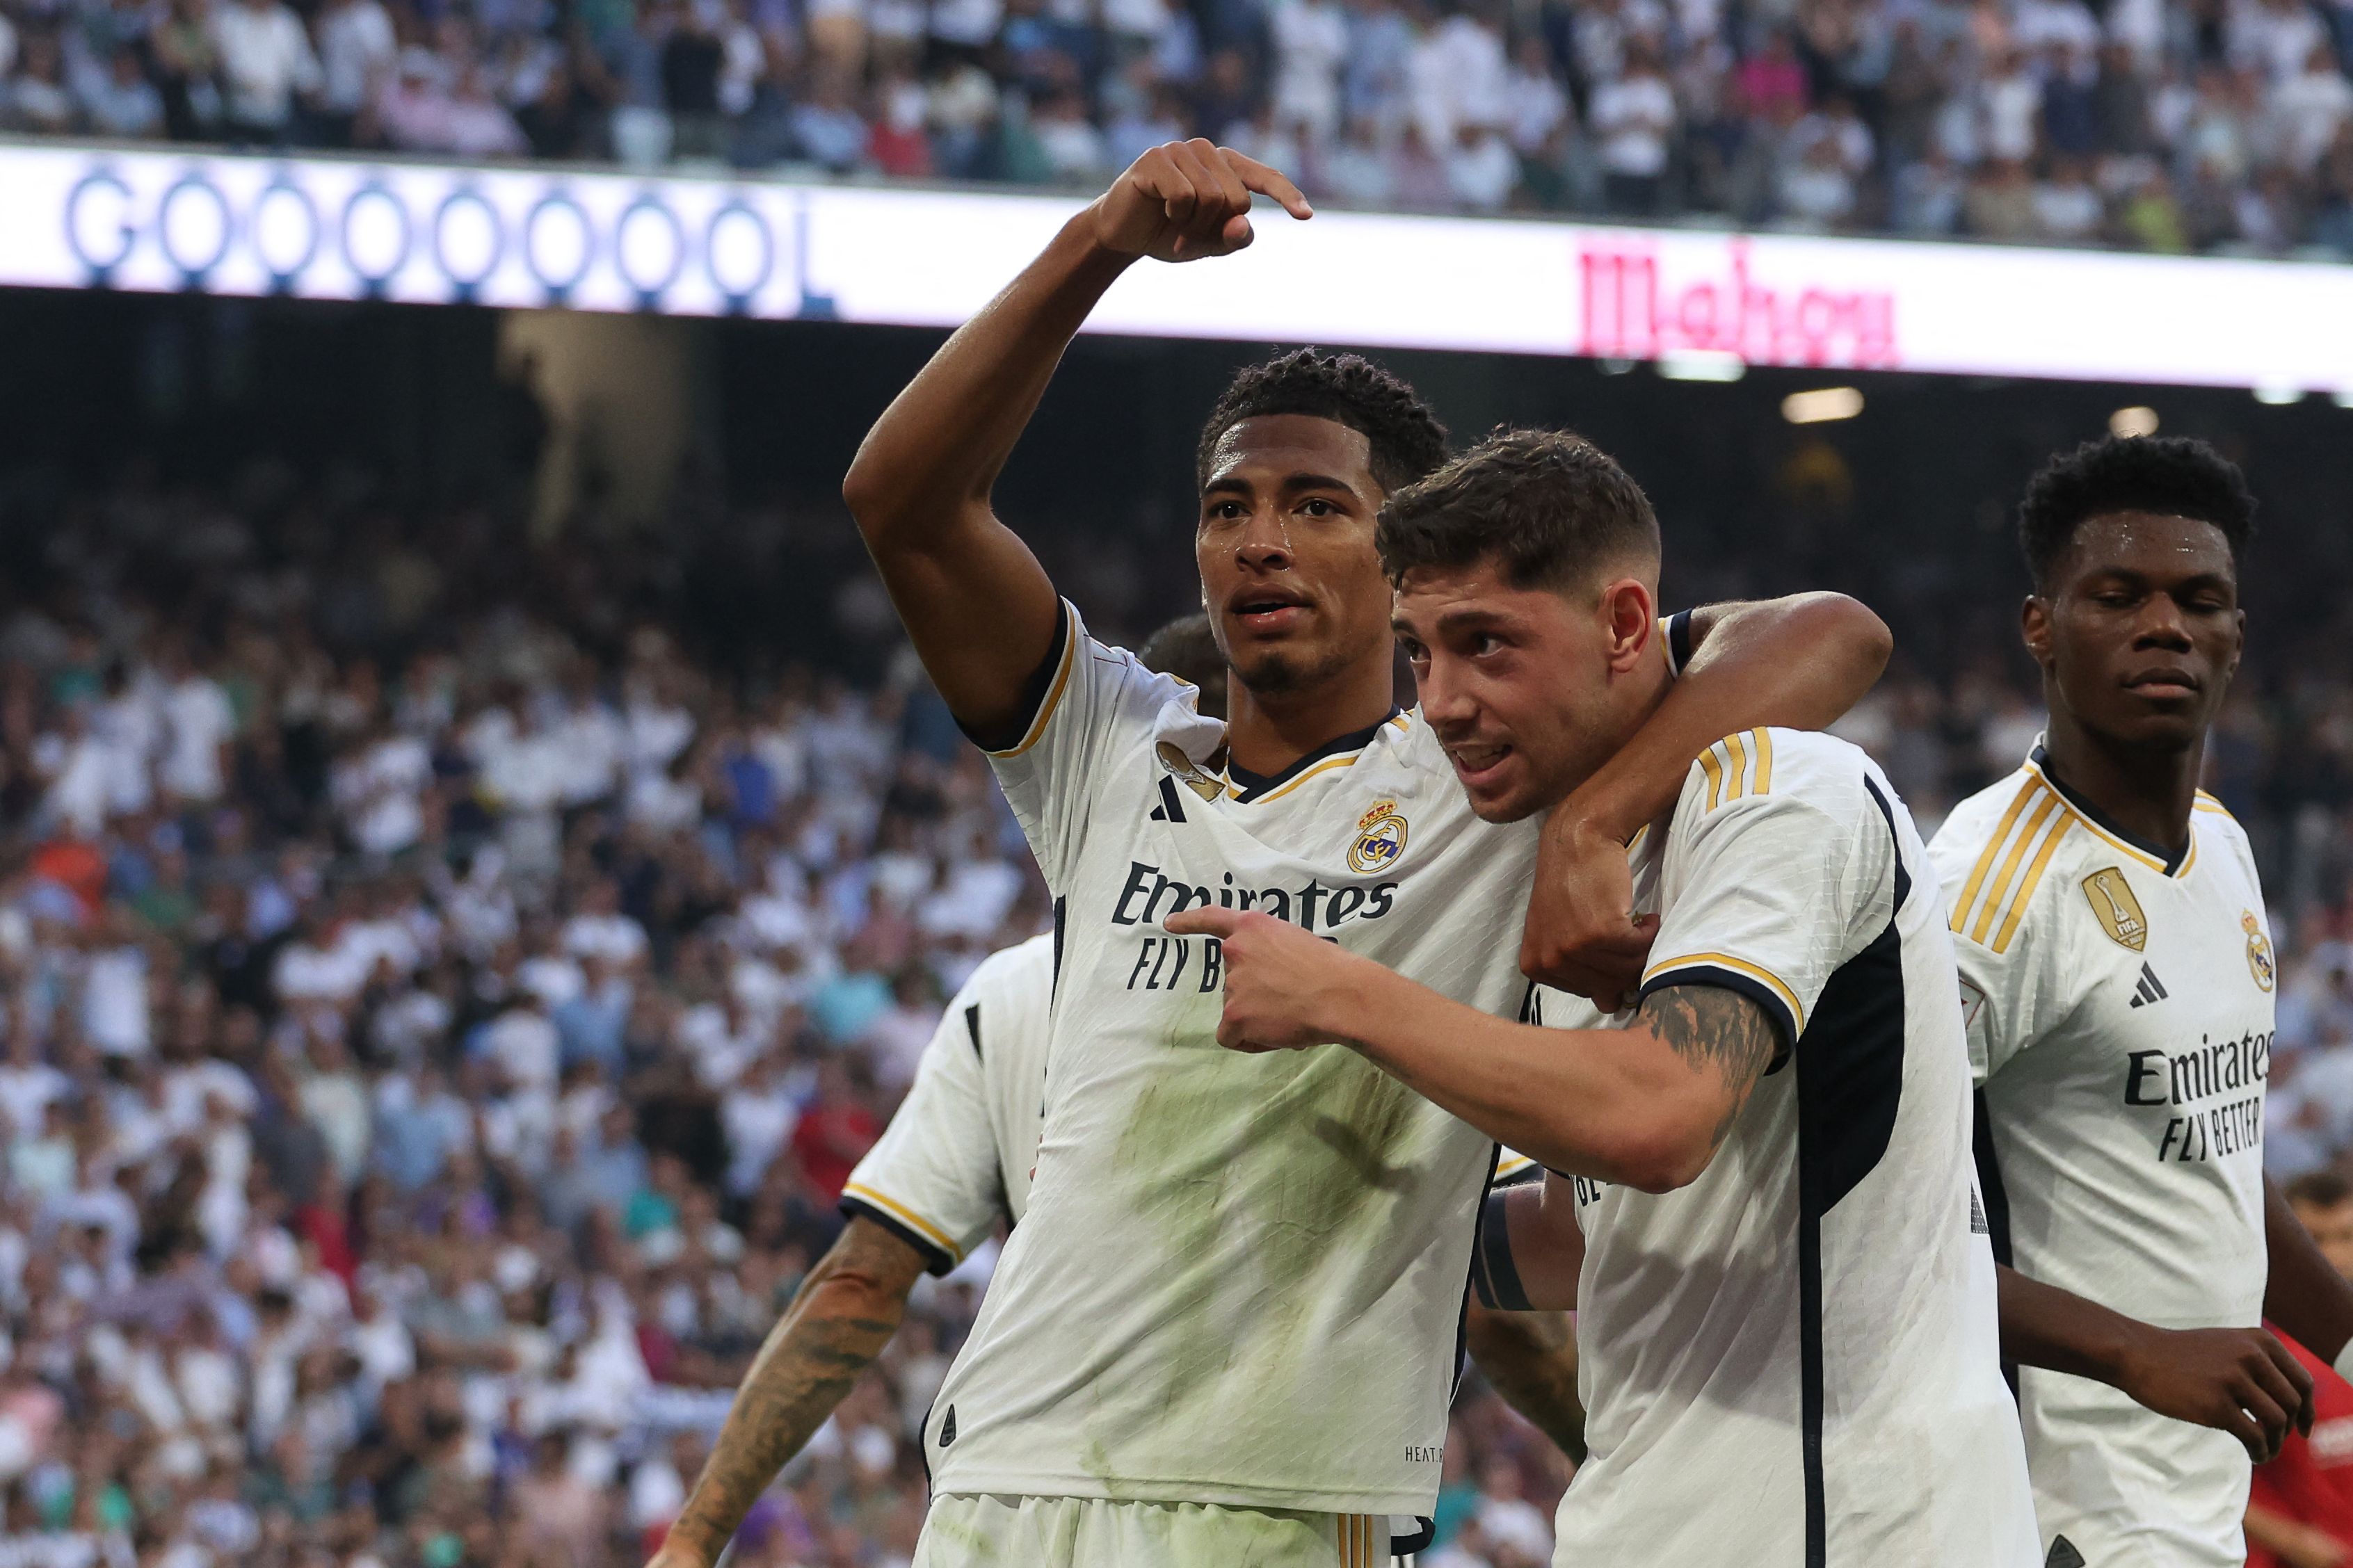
[0,286,2350,1565]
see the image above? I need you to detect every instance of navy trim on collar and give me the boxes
[1225,709,1402,802]
[2030,744,2189,875]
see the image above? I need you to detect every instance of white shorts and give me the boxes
[914,1494,1406,1567]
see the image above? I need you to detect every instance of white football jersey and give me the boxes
[1929,744,2277,1568]
[842,934,1058,1270]
[1538,728,2039,1567]
[924,604,1539,1515]
[847,928,1520,1563]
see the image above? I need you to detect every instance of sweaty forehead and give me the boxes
[2061,510,2236,581]
[1204,414,1377,492]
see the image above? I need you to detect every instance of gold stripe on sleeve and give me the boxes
[1642,951,1808,1034]
[1725,729,1749,804]
[1699,745,1727,811]
[983,604,1079,759]
[1970,791,2062,946]
[839,1183,964,1259]
[1949,779,2042,936]
[1751,727,1773,795]
[1991,818,2072,954]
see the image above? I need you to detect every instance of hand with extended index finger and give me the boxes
[1090,140,1313,265]
[1163,906,1365,1052]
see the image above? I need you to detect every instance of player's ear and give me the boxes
[2019,594,2054,665]
[1598,578,1656,674]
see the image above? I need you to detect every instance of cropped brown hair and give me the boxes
[1377,427,1659,593]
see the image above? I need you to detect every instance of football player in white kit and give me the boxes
[644,626,1582,1568]
[1174,429,2042,1567]
[1925,435,2353,1568]
[842,140,1894,1565]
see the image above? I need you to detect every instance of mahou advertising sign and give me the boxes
[4,136,2351,391]
[1575,236,1898,369]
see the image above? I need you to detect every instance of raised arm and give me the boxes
[648,1218,929,1568]
[1522,593,1891,1004]
[842,142,1310,748]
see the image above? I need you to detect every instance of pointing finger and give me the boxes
[1221,147,1315,220]
[1165,907,1242,939]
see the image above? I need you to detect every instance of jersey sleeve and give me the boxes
[983,599,1207,889]
[1636,730,1895,1055]
[1950,921,2078,1086]
[1929,811,2086,1086]
[841,985,1006,1277]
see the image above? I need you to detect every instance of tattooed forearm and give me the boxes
[660,1218,929,1565]
[1466,1307,1588,1463]
[1637,984,1781,1151]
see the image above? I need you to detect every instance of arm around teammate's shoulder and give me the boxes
[650,1216,931,1568]
[1523,592,1890,1001]
[842,142,1311,748]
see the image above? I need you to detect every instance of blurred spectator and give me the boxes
[211,0,321,144]
[1591,39,1678,213]
[313,0,396,145]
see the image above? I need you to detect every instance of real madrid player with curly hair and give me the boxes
[1927,435,2353,1568]
[842,139,1893,1567]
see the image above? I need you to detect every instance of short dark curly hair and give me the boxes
[2018,435,2256,589]
[1377,428,1659,592]
[1195,348,1449,496]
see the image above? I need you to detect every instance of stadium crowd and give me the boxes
[4,0,2353,250]
[0,445,2340,1568]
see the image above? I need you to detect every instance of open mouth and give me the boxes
[1230,589,1310,634]
[1444,741,1513,789]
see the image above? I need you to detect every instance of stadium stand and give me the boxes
[1,0,2353,252]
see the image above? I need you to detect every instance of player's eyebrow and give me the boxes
[2082,565,2233,592]
[1199,476,1255,502]
[1427,604,1517,635]
[1276,472,1356,496]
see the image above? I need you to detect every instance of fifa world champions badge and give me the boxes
[1349,800,1409,875]
[2082,868,2148,952]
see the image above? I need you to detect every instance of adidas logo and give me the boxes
[938,1406,957,1448]
[2128,962,2169,1008]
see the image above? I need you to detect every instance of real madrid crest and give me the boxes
[1156,741,1225,802]
[2082,867,2148,952]
[2243,910,2276,992]
[1349,798,1409,874]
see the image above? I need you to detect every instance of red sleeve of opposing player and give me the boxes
[2251,1327,2353,1566]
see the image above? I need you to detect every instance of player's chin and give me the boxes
[1456,759,1542,824]
[2101,702,2210,750]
